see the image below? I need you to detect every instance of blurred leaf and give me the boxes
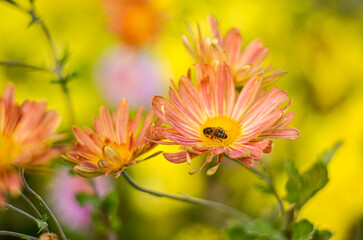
[255,183,274,195]
[75,192,99,207]
[245,219,286,240]
[291,219,315,240]
[312,230,334,240]
[318,142,343,164]
[101,192,119,214]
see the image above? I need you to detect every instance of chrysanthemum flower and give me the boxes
[182,16,286,87]
[0,84,67,205]
[151,63,299,175]
[63,99,161,179]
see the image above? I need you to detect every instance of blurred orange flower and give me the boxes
[152,63,299,175]
[0,84,67,206]
[104,0,163,47]
[183,16,286,87]
[63,99,161,179]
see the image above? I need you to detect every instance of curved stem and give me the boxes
[229,157,285,217]
[20,169,67,240]
[4,203,39,225]
[122,171,251,220]
[20,193,49,232]
[0,230,38,240]
[20,193,42,219]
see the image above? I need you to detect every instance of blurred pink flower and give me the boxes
[95,45,164,109]
[49,168,112,230]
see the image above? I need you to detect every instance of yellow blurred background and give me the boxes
[1,0,363,239]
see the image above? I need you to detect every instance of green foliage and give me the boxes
[291,219,333,240]
[75,192,99,208]
[285,161,328,208]
[225,219,286,240]
[312,230,333,240]
[285,142,342,209]
[291,219,315,240]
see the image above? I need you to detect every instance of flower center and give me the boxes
[199,115,241,148]
[0,135,20,168]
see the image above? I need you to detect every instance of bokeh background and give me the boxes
[1,0,363,239]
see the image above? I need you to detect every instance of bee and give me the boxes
[203,127,227,140]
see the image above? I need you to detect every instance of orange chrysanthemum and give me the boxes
[104,0,163,47]
[63,99,160,179]
[152,63,299,175]
[0,84,67,205]
[183,16,286,87]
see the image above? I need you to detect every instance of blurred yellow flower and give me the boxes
[152,63,299,175]
[183,16,286,87]
[0,84,67,206]
[63,99,161,179]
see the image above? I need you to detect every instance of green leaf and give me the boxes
[284,141,342,209]
[312,230,333,240]
[224,219,255,240]
[285,161,328,208]
[75,192,99,207]
[245,219,286,240]
[318,142,343,164]
[291,219,315,240]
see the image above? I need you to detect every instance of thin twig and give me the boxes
[0,230,38,240]
[0,61,53,73]
[20,169,67,240]
[4,203,39,225]
[20,193,42,219]
[122,171,251,220]
[20,193,49,233]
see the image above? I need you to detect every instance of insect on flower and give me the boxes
[203,127,227,141]
[152,63,300,175]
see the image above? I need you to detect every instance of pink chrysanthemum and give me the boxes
[63,99,161,179]
[151,63,299,175]
[0,84,67,205]
[182,16,286,87]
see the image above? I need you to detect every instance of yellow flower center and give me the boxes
[199,115,241,148]
[0,135,20,168]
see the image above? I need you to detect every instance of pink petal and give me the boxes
[223,28,242,66]
[260,127,300,139]
[116,99,129,144]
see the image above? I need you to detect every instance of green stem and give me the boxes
[20,193,42,219]
[4,203,39,225]
[0,230,38,240]
[0,61,53,73]
[122,171,251,220]
[229,157,285,217]
[34,9,76,125]
[20,169,67,240]
[1,1,76,125]
[20,193,49,232]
